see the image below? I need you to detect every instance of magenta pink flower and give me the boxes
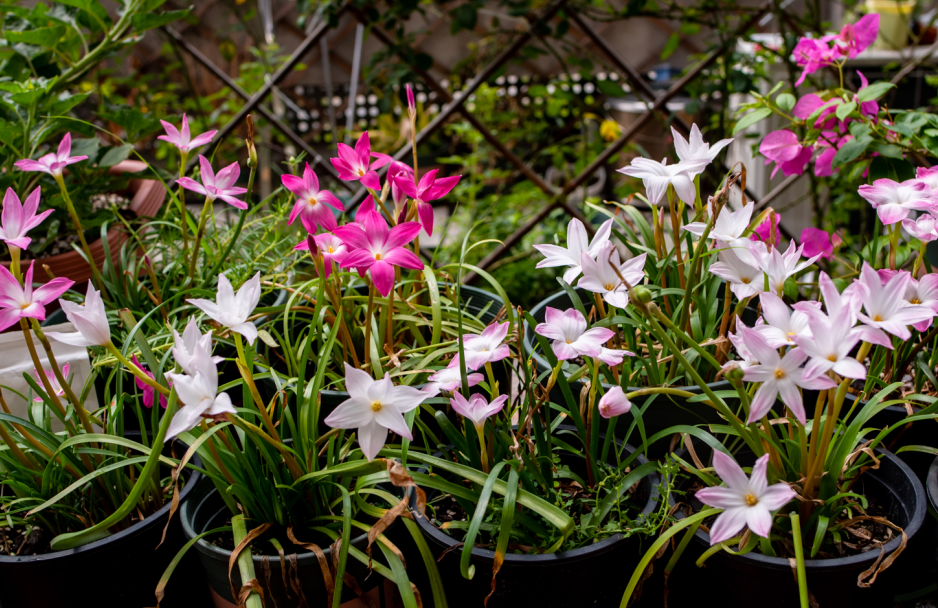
[750,213,781,247]
[157,114,217,153]
[0,262,73,331]
[282,162,345,233]
[387,160,415,210]
[449,322,512,371]
[14,133,88,177]
[827,14,879,59]
[0,187,52,250]
[406,84,416,113]
[793,38,838,87]
[329,132,391,191]
[858,178,938,225]
[855,71,879,117]
[332,209,422,297]
[176,156,248,209]
[32,363,69,402]
[760,130,812,178]
[294,233,348,279]
[132,355,167,409]
[695,451,795,545]
[391,169,461,236]
[800,227,835,259]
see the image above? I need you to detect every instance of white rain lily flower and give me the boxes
[533,217,614,284]
[188,272,262,346]
[738,325,835,424]
[855,263,934,340]
[684,201,759,266]
[904,274,938,332]
[671,124,733,168]
[695,451,796,545]
[45,282,111,347]
[165,353,234,440]
[754,292,812,348]
[577,242,647,309]
[172,319,223,376]
[423,366,483,395]
[750,241,819,296]
[324,363,433,461]
[617,157,709,206]
[708,241,765,300]
[450,392,508,430]
[451,321,511,371]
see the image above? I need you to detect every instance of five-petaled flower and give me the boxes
[157,114,217,153]
[45,282,111,346]
[188,272,262,346]
[392,168,461,236]
[176,156,248,209]
[330,132,391,191]
[282,162,345,234]
[14,133,88,177]
[333,208,423,297]
[578,242,647,309]
[534,218,613,284]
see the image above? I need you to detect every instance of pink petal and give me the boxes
[381,247,423,270]
[370,260,394,296]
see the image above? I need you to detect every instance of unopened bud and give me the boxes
[632,285,653,304]
[725,365,745,384]
[406,84,415,114]
[246,139,257,168]
[306,235,318,256]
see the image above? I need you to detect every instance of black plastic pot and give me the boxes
[180,477,387,607]
[669,447,926,608]
[0,433,207,608]
[524,289,742,452]
[411,440,659,607]
[928,456,938,556]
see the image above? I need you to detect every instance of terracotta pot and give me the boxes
[4,160,165,284]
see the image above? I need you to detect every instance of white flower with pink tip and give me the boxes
[451,321,511,371]
[534,307,632,365]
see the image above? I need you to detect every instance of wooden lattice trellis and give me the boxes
[163,0,793,283]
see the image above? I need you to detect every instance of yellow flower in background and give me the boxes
[600,120,621,142]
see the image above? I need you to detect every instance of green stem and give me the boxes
[53,174,107,297]
[231,515,264,608]
[476,423,489,473]
[9,245,20,282]
[105,343,171,396]
[484,362,498,396]
[790,512,809,608]
[178,151,190,267]
[203,166,255,288]
[188,195,214,281]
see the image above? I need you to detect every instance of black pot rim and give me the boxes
[928,454,938,513]
[180,478,373,566]
[411,440,659,565]
[259,283,504,398]
[0,435,201,563]
[678,447,926,572]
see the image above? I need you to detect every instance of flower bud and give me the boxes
[406,84,415,115]
[246,139,257,168]
[725,364,745,385]
[306,235,318,256]
[632,285,653,304]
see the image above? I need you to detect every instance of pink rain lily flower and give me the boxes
[392,168,461,236]
[165,352,235,441]
[578,242,647,309]
[187,272,262,346]
[684,201,758,266]
[904,274,938,332]
[45,282,110,346]
[450,392,508,430]
[534,217,614,284]
[598,386,632,418]
[157,114,217,153]
[0,262,73,331]
[424,366,483,395]
[855,264,934,340]
[32,363,69,402]
[738,325,835,424]
[132,355,167,409]
[172,319,222,377]
[294,233,348,279]
[0,187,52,250]
[915,166,938,191]
[795,313,868,381]
[450,321,511,371]
[387,160,415,211]
[14,133,88,177]
[902,214,938,243]
[535,307,633,364]
[754,292,812,348]
[708,242,766,300]
[282,162,345,233]
[330,132,391,191]
[617,157,709,206]
[858,178,938,225]
[725,320,758,371]
[695,451,796,545]
[324,363,432,461]
[176,156,248,209]
[333,211,423,297]
[671,124,733,168]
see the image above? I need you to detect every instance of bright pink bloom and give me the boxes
[598,386,632,418]
[391,169,461,236]
[333,211,423,297]
[695,451,795,545]
[858,178,938,225]
[282,162,344,233]
[14,133,88,177]
[800,227,835,259]
[449,322,511,371]
[760,130,812,178]
[176,156,248,209]
[406,84,416,112]
[450,392,508,429]
[750,213,781,246]
[792,38,838,87]
[132,355,167,409]
[329,132,391,191]
[0,187,52,250]
[827,14,879,59]
[32,363,69,402]
[387,160,415,210]
[856,71,879,117]
[0,262,73,331]
[157,114,216,153]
